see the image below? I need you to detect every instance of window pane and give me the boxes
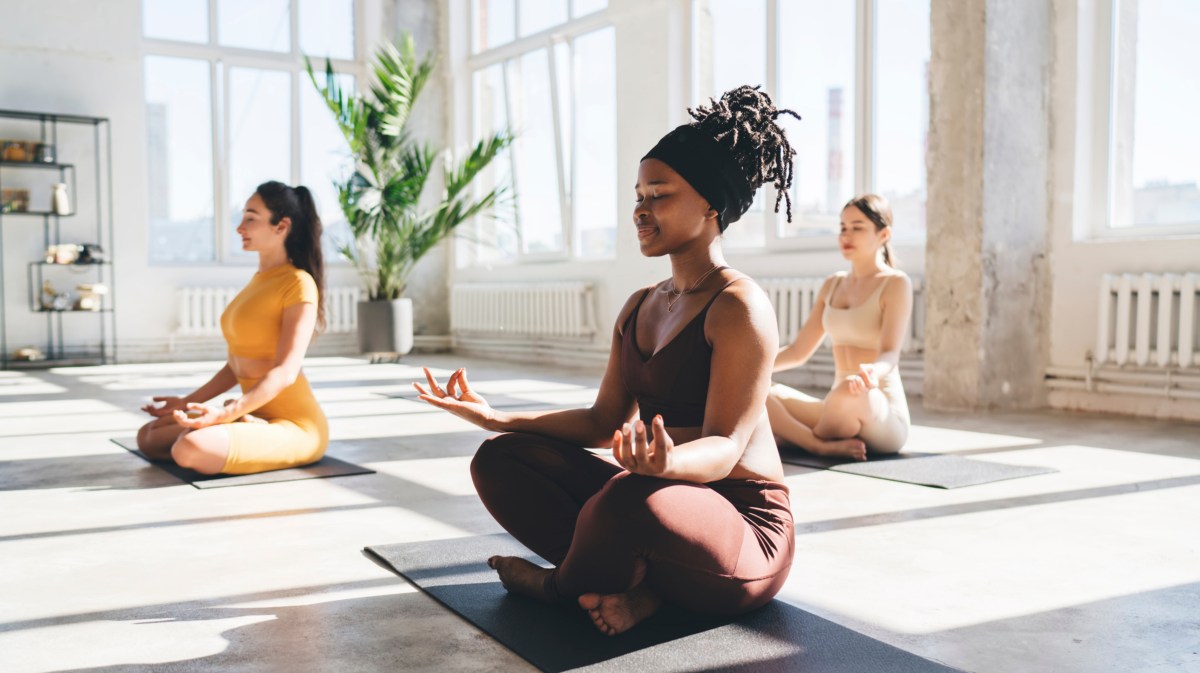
[519,0,568,37]
[874,0,930,237]
[508,50,564,255]
[466,63,518,263]
[301,74,355,263]
[554,41,572,197]
[778,0,856,238]
[475,0,515,52]
[145,56,215,263]
[572,0,607,18]
[573,28,617,258]
[697,0,766,248]
[1131,0,1200,227]
[144,0,209,43]
[227,68,292,257]
[218,0,290,52]
[299,0,354,60]
[706,0,765,95]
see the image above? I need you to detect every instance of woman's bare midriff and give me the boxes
[666,417,784,482]
[832,344,881,375]
[229,355,274,381]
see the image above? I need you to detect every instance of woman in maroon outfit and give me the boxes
[417,86,801,636]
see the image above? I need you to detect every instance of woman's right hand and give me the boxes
[413,367,499,430]
[141,396,187,417]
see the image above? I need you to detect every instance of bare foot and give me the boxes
[487,556,554,602]
[578,584,662,636]
[806,437,867,461]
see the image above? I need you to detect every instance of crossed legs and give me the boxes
[135,416,230,474]
[767,380,894,460]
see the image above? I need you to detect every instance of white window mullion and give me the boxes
[548,37,572,259]
[763,0,781,248]
[218,60,233,261]
[857,0,875,196]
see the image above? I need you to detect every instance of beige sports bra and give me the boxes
[821,273,895,350]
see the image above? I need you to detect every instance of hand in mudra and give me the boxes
[141,396,186,418]
[173,403,226,430]
[612,414,674,477]
[845,363,880,396]
[413,367,496,429]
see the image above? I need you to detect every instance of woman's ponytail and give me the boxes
[256,181,327,331]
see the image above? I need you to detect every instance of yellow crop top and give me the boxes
[220,263,319,359]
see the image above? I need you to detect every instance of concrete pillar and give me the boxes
[924,0,1052,410]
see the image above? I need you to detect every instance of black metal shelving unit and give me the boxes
[0,109,116,369]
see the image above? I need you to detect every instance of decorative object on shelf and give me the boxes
[45,244,81,265]
[13,346,45,362]
[77,243,104,264]
[35,143,56,163]
[2,188,30,213]
[74,283,108,311]
[50,182,71,215]
[41,280,72,312]
[1,140,38,162]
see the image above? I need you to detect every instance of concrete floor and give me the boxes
[1,355,1197,673]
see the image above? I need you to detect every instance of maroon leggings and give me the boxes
[470,432,795,616]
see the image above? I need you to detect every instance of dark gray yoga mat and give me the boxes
[111,437,374,488]
[364,533,964,673]
[780,449,1056,488]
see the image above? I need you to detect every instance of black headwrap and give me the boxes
[641,125,753,232]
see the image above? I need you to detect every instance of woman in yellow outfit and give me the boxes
[136,181,328,474]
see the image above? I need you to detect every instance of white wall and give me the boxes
[0,0,396,362]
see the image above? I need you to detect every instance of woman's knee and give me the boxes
[170,433,223,474]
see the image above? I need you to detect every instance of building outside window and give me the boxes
[693,0,930,249]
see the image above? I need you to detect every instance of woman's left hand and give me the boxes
[172,403,229,430]
[846,363,880,396]
[612,414,674,477]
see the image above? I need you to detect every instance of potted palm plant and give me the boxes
[307,33,512,356]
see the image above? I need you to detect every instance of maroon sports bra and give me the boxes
[620,278,744,427]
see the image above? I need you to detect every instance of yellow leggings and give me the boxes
[222,373,329,474]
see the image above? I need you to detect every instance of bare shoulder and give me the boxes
[614,284,655,335]
[817,272,845,302]
[705,277,778,344]
[883,270,913,294]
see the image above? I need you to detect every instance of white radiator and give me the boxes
[451,282,597,339]
[759,275,925,354]
[1095,272,1199,368]
[175,286,360,336]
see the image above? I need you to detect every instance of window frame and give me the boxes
[141,0,366,265]
[1083,0,1200,240]
[691,0,929,252]
[462,2,615,266]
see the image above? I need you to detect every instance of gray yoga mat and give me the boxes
[364,533,965,673]
[111,437,374,488]
[779,449,1056,489]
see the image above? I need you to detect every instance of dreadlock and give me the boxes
[686,85,802,222]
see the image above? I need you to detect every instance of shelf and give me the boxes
[0,210,75,217]
[31,261,110,267]
[0,109,108,125]
[5,354,108,369]
[0,160,74,170]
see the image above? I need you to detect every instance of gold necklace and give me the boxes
[665,265,723,312]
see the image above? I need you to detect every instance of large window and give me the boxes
[143,0,358,264]
[1104,0,1200,234]
[694,0,930,248]
[463,0,617,265]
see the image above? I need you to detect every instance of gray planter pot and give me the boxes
[357,298,414,356]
